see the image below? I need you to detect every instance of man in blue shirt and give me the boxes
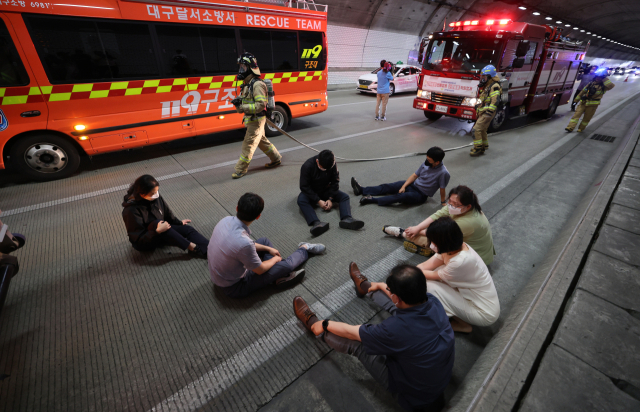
[294,264,455,411]
[375,60,394,121]
[351,146,450,207]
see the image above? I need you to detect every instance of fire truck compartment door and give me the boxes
[421,76,478,98]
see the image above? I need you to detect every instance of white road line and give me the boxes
[328,95,415,108]
[0,120,424,218]
[148,89,640,411]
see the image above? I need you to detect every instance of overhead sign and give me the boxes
[422,77,479,97]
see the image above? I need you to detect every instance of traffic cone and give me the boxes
[624,76,629,82]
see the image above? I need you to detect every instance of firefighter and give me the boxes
[565,68,615,133]
[470,65,502,157]
[231,52,282,179]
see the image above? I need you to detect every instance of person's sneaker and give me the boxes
[188,245,207,258]
[380,116,387,121]
[231,171,246,179]
[360,195,375,205]
[339,217,365,230]
[351,177,363,196]
[298,242,326,255]
[374,116,380,121]
[403,240,434,257]
[275,269,305,288]
[310,221,330,236]
[265,158,282,168]
[383,225,404,238]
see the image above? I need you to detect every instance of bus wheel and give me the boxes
[10,134,81,181]
[265,105,289,137]
[488,106,507,132]
[424,111,443,121]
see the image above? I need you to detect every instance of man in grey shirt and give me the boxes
[208,192,325,298]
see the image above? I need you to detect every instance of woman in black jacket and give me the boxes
[122,175,208,257]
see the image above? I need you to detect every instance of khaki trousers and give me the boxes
[234,116,281,174]
[566,102,598,132]
[375,93,389,118]
[473,112,495,146]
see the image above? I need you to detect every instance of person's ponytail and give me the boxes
[448,185,482,213]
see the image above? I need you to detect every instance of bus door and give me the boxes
[0,14,49,163]
[503,39,539,107]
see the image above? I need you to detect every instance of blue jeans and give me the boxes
[362,181,428,206]
[297,190,352,225]
[221,237,308,298]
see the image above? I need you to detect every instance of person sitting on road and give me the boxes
[417,217,500,333]
[293,263,454,412]
[298,150,364,236]
[351,146,449,207]
[209,192,325,298]
[122,174,209,257]
[383,185,496,265]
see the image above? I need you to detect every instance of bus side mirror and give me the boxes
[513,58,525,69]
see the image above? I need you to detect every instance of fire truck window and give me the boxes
[156,25,206,76]
[25,16,159,83]
[0,20,29,87]
[200,27,237,74]
[240,29,274,71]
[299,31,326,71]
[424,38,499,74]
[523,42,538,65]
[271,31,298,71]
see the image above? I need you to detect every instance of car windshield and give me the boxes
[423,38,500,73]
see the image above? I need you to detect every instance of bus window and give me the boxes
[240,29,275,71]
[239,29,298,72]
[25,16,159,83]
[299,31,325,71]
[271,31,298,71]
[200,27,237,74]
[156,25,207,76]
[0,20,29,87]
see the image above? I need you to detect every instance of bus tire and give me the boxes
[389,83,395,96]
[10,134,81,181]
[488,106,507,132]
[424,111,443,121]
[265,105,289,137]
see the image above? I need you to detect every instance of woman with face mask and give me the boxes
[417,217,500,333]
[122,174,209,257]
[383,185,495,265]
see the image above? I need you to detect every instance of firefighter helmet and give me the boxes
[237,52,260,79]
[481,65,497,77]
[594,67,608,78]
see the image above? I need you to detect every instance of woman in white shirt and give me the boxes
[417,217,500,333]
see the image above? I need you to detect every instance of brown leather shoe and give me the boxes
[293,296,319,333]
[349,262,370,297]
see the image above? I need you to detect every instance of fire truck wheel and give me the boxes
[424,111,443,121]
[10,134,81,181]
[542,97,560,119]
[488,107,507,133]
[389,83,395,96]
[265,106,289,137]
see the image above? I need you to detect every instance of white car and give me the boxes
[356,64,421,95]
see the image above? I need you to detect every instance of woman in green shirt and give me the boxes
[383,185,496,265]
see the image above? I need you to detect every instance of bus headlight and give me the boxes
[418,90,431,99]
[462,97,479,106]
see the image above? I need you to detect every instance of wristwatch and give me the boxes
[322,319,330,333]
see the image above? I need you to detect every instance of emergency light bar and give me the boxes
[449,19,511,28]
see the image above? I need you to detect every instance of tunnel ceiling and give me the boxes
[321,0,640,60]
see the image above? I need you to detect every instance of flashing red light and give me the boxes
[449,22,455,27]
[486,20,495,25]
[499,19,510,25]
[471,20,479,25]
[455,22,462,27]
[463,20,471,26]
[580,54,585,60]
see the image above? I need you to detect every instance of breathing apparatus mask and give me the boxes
[237,52,260,81]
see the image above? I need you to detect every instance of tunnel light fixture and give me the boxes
[565,24,571,27]
[556,21,562,24]
[532,12,540,16]
[573,27,579,30]
[580,30,585,32]
[545,17,552,20]
[518,6,526,10]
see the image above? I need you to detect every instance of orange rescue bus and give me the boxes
[0,0,328,180]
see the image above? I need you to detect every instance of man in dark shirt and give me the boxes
[293,264,455,411]
[298,150,364,236]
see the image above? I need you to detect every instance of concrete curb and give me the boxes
[448,94,640,412]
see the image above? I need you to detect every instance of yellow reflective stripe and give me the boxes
[586,101,600,105]
[0,88,5,97]
[223,75,235,82]
[603,80,612,85]
[487,104,497,110]
[187,84,198,91]
[239,155,250,163]
[156,86,172,93]
[264,73,275,79]
[110,82,128,90]
[125,88,142,96]
[282,73,292,78]
[304,76,313,81]
[143,80,160,88]
[254,97,267,101]
[49,93,71,101]
[272,78,282,84]
[40,86,52,94]
[28,87,42,95]
[264,144,275,153]
[89,90,109,98]
[172,78,187,85]
[2,95,28,105]
[199,77,213,83]
[72,84,93,92]
[489,91,500,97]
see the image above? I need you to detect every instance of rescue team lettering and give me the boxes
[424,81,474,92]
[136,4,324,30]
[301,45,323,59]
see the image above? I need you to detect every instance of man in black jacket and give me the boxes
[297,150,364,236]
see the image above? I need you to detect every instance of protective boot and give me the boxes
[469,144,485,157]
[482,140,489,151]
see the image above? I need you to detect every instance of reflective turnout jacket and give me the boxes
[575,77,615,106]
[237,76,268,124]
[477,76,502,116]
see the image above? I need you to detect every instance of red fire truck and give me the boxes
[414,19,589,131]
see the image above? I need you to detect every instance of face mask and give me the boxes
[237,65,249,80]
[429,243,438,253]
[448,204,464,215]
[145,191,159,200]
[425,159,432,167]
